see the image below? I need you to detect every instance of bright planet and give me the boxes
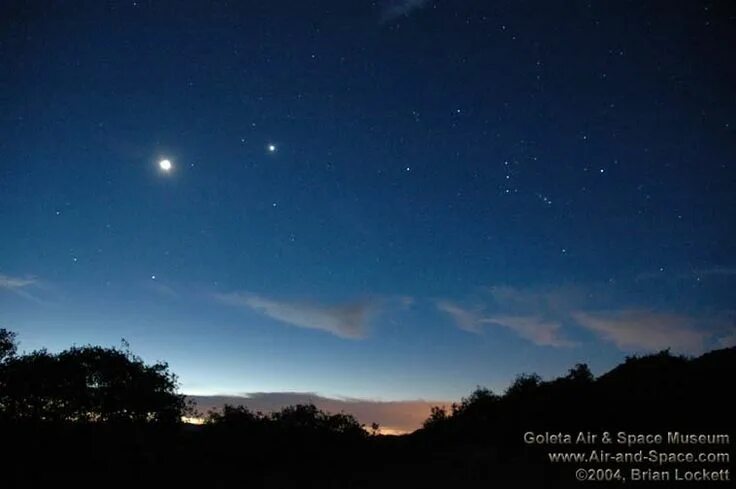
[159,159,172,171]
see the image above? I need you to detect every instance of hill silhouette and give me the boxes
[1,328,733,488]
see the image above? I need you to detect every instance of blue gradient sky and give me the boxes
[1,0,734,402]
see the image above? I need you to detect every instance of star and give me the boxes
[268,144,277,153]
[159,159,172,172]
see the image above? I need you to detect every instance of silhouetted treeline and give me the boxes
[0,329,185,423]
[1,328,733,488]
[207,402,368,438]
[412,349,735,486]
[419,349,735,446]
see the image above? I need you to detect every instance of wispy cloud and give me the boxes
[215,292,373,339]
[484,315,578,348]
[147,281,179,299]
[0,274,36,289]
[0,273,45,303]
[436,301,482,333]
[395,295,415,308]
[189,392,447,434]
[379,0,430,23]
[439,284,733,353]
[487,284,588,315]
[437,300,576,347]
[573,310,710,355]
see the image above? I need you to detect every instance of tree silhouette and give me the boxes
[206,402,367,439]
[564,363,593,383]
[207,403,262,425]
[0,333,185,423]
[1,328,734,488]
[422,405,449,429]
[0,328,17,362]
[503,372,542,399]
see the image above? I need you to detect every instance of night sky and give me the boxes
[1,0,735,409]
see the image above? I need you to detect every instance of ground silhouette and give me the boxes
[1,328,733,488]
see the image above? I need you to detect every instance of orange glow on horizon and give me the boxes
[182,416,205,425]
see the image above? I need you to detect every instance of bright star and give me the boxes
[268,144,277,153]
[159,159,172,172]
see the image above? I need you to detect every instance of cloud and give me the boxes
[215,292,373,339]
[573,310,709,355]
[379,0,430,23]
[396,295,415,308]
[0,274,36,289]
[436,301,482,333]
[147,281,179,299]
[484,315,578,348]
[0,273,46,303]
[439,284,732,352]
[188,392,447,434]
[487,284,588,314]
[437,300,576,347]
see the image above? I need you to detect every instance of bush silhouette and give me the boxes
[420,348,736,444]
[206,402,367,439]
[0,339,185,423]
[1,329,734,489]
[0,328,17,362]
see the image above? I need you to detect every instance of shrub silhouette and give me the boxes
[206,402,367,439]
[1,329,734,489]
[422,405,449,429]
[0,339,185,423]
[420,348,735,446]
[0,328,17,362]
